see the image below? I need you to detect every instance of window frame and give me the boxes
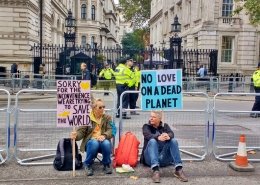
[221,0,233,17]
[81,35,86,47]
[91,5,96,20]
[81,4,87,19]
[221,36,235,63]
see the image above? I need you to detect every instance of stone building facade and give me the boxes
[75,0,119,48]
[0,0,128,72]
[149,0,260,75]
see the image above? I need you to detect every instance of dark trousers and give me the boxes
[116,84,129,115]
[103,78,111,95]
[129,86,136,109]
[129,83,140,109]
[251,88,260,112]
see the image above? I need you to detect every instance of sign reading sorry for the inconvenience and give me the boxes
[57,80,91,127]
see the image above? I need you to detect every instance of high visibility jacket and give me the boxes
[128,70,136,87]
[135,70,141,88]
[252,69,260,87]
[114,64,134,85]
[99,68,114,80]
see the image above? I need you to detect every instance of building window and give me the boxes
[91,5,95,20]
[222,0,233,17]
[194,37,198,49]
[81,35,86,47]
[91,36,95,48]
[221,36,234,63]
[81,4,87,19]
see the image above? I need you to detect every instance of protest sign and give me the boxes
[57,80,91,127]
[141,69,182,110]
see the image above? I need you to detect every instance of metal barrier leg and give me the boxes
[0,152,4,162]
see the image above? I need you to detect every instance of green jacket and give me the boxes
[75,113,113,152]
[99,68,114,80]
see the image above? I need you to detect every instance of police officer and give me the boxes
[114,57,134,119]
[250,62,260,118]
[99,64,114,95]
[129,64,140,115]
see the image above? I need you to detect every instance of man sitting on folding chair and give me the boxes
[70,98,115,176]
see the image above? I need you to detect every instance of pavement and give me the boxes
[0,154,260,185]
[1,88,260,184]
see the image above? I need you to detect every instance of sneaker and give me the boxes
[174,169,188,182]
[85,165,94,176]
[116,114,120,118]
[130,111,140,115]
[103,165,112,174]
[122,116,131,119]
[152,170,160,183]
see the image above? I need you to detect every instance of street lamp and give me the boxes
[64,9,76,75]
[170,15,182,69]
[171,15,181,36]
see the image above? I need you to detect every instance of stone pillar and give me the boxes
[88,0,92,20]
[96,0,99,21]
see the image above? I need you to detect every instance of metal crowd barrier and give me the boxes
[0,89,11,164]
[119,91,210,161]
[213,93,260,162]
[14,89,116,165]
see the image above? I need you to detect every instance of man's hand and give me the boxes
[70,131,77,140]
[158,133,170,141]
[97,135,106,142]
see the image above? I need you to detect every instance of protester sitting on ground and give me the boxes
[140,111,188,183]
[70,98,113,176]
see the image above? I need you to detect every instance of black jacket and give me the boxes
[140,121,174,165]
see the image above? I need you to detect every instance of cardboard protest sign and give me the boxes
[57,80,91,127]
[141,69,182,110]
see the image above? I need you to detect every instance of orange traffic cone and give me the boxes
[229,134,254,172]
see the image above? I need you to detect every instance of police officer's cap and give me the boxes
[119,57,133,64]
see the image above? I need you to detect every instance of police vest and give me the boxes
[252,69,260,87]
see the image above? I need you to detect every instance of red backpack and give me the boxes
[113,132,140,168]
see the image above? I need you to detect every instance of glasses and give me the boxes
[98,106,105,109]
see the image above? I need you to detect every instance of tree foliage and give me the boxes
[121,29,147,57]
[119,0,151,28]
[121,29,146,50]
[234,0,260,25]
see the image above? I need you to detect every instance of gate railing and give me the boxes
[13,89,116,165]
[213,93,260,161]
[0,89,11,164]
[118,91,210,161]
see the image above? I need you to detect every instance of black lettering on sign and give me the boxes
[141,74,153,83]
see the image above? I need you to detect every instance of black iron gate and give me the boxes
[31,44,218,77]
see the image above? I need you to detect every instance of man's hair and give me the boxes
[81,63,86,67]
[258,62,260,68]
[151,111,162,120]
